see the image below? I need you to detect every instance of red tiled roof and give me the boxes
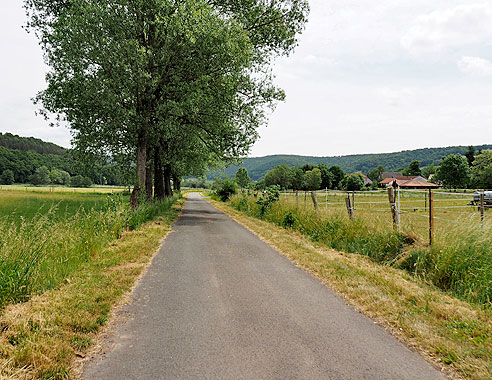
[392,179,439,188]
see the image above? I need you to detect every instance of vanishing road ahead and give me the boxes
[83,193,444,380]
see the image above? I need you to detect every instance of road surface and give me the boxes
[83,193,443,380]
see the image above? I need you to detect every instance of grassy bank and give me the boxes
[0,191,177,309]
[0,193,184,379]
[210,197,492,380]
[229,194,491,307]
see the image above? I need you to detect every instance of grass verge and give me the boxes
[229,194,491,307]
[208,198,492,380]
[0,197,184,379]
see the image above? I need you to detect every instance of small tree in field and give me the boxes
[29,166,50,185]
[235,167,250,190]
[471,149,492,188]
[367,165,384,182]
[436,154,471,189]
[329,165,345,189]
[341,174,364,191]
[304,168,322,210]
[407,160,421,176]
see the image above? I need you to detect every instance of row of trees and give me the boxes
[231,164,354,192]
[26,0,309,206]
[0,145,125,186]
[227,147,492,194]
[0,166,93,187]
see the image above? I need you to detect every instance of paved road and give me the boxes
[83,193,443,380]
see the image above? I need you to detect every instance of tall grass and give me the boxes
[230,194,492,307]
[0,194,178,308]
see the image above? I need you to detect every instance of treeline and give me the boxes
[25,0,309,206]
[0,143,125,186]
[213,164,365,200]
[217,144,492,181]
[0,132,66,155]
[212,147,492,200]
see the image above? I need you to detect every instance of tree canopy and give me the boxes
[25,0,309,205]
[436,154,471,189]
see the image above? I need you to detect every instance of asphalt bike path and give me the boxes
[83,193,443,380]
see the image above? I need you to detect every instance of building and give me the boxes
[381,171,403,180]
[379,175,438,189]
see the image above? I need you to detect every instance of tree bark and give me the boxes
[164,164,173,197]
[145,164,153,203]
[154,150,165,200]
[130,136,147,208]
[172,174,181,191]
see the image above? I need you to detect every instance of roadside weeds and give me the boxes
[0,198,184,379]
[209,198,492,380]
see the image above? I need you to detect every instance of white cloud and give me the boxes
[458,56,492,77]
[377,87,416,107]
[401,3,492,57]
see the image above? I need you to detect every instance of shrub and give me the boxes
[70,175,93,188]
[0,169,14,185]
[256,185,280,218]
[213,177,237,201]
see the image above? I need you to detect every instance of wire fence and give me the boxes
[280,188,489,245]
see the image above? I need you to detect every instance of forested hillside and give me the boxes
[0,132,66,155]
[0,133,124,185]
[216,144,492,180]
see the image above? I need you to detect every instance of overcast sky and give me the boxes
[1,1,492,157]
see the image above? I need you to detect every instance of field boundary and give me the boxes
[0,197,184,379]
[207,197,492,380]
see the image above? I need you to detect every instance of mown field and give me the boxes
[0,188,173,309]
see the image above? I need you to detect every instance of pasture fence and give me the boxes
[280,187,488,245]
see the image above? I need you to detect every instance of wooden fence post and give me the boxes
[325,187,328,210]
[345,193,354,220]
[429,189,434,246]
[387,187,399,230]
[311,191,319,211]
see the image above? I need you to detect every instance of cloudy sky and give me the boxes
[1,1,492,157]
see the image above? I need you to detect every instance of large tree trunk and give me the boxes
[154,150,165,200]
[172,174,181,192]
[130,136,147,208]
[145,164,153,203]
[164,164,173,197]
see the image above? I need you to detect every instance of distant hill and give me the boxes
[0,132,124,185]
[213,145,492,181]
[0,132,67,155]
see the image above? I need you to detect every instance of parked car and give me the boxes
[471,191,492,206]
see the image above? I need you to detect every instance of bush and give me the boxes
[213,177,237,201]
[340,174,364,191]
[0,169,14,185]
[29,166,50,185]
[256,185,280,218]
[70,175,93,188]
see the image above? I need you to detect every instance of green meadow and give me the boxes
[0,189,176,309]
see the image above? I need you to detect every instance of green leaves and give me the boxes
[25,0,308,200]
